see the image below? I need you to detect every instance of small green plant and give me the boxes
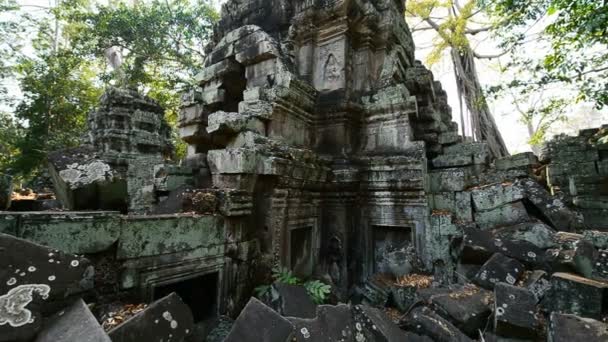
[272,266,299,285]
[253,266,332,304]
[303,280,332,304]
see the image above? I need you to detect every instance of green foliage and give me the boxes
[59,0,218,88]
[11,50,101,178]
[0,0,218,176]
[0,112,24,174]
[254,266,332,304]
[407,0,479,65]
[303,280,332,304]
[484,0,608,109]
[272,266,300,285]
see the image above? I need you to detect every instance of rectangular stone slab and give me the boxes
[493,282,539,339]
[108,292,194,342]
[224,297,295,342]
[34,299,111,342]
[117,215,223,259]
[548,312,608,342]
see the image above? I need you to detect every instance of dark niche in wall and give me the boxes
[290,226,313,278]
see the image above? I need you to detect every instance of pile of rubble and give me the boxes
[0,233,195,342]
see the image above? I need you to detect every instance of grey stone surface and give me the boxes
[495,152,538,171]
[461,225,545,266]
[542,272,608,319]
[474,201,530,230]
[522,270,551,302]
[548,312,608,342]
[402,306,472,342]
[288,304,354,342]
[474,253,524,289]
[0,234,93,341]
[471,182,526,211]
[353,305,430,342]
[108,292,194,342]
[493,283,539,339]
[419,284,492,335]
[263,283,317,319]
[48,88,173,213]
[224,297,294,342]
[34,299,111,342]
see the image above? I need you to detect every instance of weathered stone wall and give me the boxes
[178,0,445,293]
[0,211,253,316]
[541,126,608,229]
[48,88,172,214]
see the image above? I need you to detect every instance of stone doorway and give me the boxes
[372,225,412,274]
[153,271,219,323]
[290,226,314,278]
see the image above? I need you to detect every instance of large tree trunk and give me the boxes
[451,47,509,158]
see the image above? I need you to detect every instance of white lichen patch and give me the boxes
[6,278,16,286]
[300,327,310,339]
[162,311,173,321]
[0,284,51,327]
[27,266,36,272]
[170,320,178,329]
[70,260,79,267]
[48,275,56,282]
[59,160,112,187]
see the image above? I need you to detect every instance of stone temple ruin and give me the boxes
[2,0,608,341]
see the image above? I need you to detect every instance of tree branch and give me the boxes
[472,50,508,59]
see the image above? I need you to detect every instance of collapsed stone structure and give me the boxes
[1,0,608,341]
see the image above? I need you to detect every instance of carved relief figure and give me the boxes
[323,54,341,82]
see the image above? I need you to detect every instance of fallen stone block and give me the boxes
[204,316,234,342]
[262,283,317,318]
[548,312,608,342]
[288,304,354,342]
[494,283,539,339]
[521,270,551,302]
[572,239,600,277]
[494,221,557,249]
[0,234,93,341]
[541,272,608,319]
[418,284,492,336]
[353,305,431,342]
[402,306,472,342]
[108,292,194,342]
[34,298,111,342]
[474,201,531,230]
[389,284,419,312]
[224,297,294,342]
[474,253,524,289]
[461,226,545,266]
[471,182,526,211]
[359,276,391,307]
[516,178,582,231]
[47,146,127,211]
